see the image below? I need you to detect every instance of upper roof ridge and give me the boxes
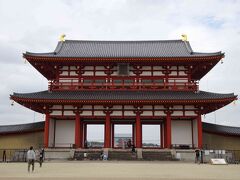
[63,39,183,43]
[24,38,224,58]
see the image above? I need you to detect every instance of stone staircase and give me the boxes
[142,150,175,161]
[108,149,137,160]
[73,149,177,161]
[74,149,103,160]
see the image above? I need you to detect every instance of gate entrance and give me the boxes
[113,124,133,148]
[142,125,161,148]
[86,124,104,148]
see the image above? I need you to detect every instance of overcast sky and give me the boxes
[0,0,239,127]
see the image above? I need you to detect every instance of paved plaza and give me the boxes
[0,161,240,180]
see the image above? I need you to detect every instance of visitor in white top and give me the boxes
[27,146,36,172]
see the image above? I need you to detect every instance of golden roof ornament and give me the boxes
[181,34,188,41]
[60,34,66,42]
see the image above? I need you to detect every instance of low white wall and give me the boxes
[55,120,75,148]
[193,119,198,148]
[171,120,192,146]
[48,119,55,147]
[175,150,195,162]
[45,149,74,160]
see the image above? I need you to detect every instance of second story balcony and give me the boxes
[49,77,198,92]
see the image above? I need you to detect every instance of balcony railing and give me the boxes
[48,78,198,91]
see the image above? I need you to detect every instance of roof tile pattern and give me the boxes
[12,90,235,101]
[0,121,44,135]
[203,122,240,136]
[25,40,222,58]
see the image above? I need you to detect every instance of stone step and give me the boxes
[74,149,176,161]
[142,151,174,161]
[74,150,103,160]
[108,151,137,160]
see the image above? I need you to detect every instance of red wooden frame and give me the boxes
[13,51,236,150]
[24,54,223,81]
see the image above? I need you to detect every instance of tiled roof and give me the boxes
[0,121,44,135]
[203,122,240,136]
[25,40,222,58]
[11,90,236,101]
[1,121,239,136]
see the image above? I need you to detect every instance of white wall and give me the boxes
[64,111,75,116]
[193,119,198,148]
[172,111,183,116]
[48,119,55,147]
[155,111,165,116]
[50,110,62,116]
[171,120,192,146]
[55,120,75,148]
[141,111,153,116]
[81,111,92,116]
[95,71,105,76]
[185,111,197,116]
[111,111,122,116]
[94,111,105,116]
[124,111,135,116]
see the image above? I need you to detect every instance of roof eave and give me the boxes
[23,54,224,62]
[10,95,237,104]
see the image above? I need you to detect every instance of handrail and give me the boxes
[49,77,198,91]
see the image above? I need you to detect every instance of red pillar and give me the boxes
[166,113,172,149]
[104,113,111,148]
[191,119,194,148]
[44,113,50,148]
[132,124,135,146]
[84,123,87,148]
[111,123,115,148]
[197,114,203,149]
[160,124,163,148]
[75,113,81,148]
[80,121,84,148]
[164,124,167,148]
[136,113,142,148]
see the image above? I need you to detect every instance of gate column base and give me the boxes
[103,148,109,158]
[136,148,143,159]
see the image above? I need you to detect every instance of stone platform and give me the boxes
[45,148,183,161]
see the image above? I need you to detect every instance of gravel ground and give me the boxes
[0,161,240,180]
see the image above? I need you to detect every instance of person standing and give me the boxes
[131,144,136,153]
[127,139,132,149]
[27,146,36,172]
[39,148,44,167]
[195,149,200,164]
[200,149,204,164]
[2,150,6,162]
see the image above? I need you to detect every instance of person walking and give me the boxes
[27,146,36,172]
[39,148,44,167]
